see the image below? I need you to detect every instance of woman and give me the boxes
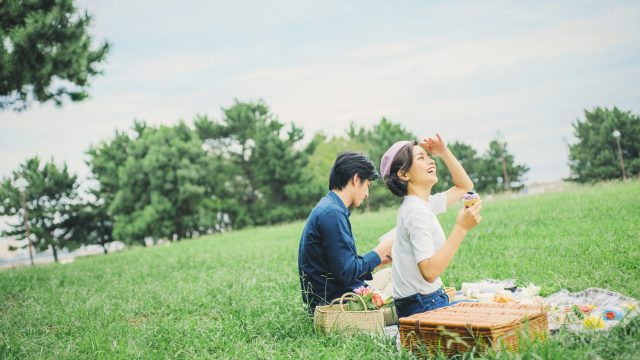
[380,134,482,318]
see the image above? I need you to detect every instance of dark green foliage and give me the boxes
[108,122,212,244]
[474,139,529,193]
[434,138,529,194]
[0,0,110,111]
[346,118,417,210]
[347,117,417,171]
[3,100,531,250]
[65,196,113,254]
[0,157,80,261]
[344,119,529,197]
[195,100,314,228]
[568,107,640,182]
[84,129,135,247]
[431,141,480,193]
[302,133,370,208]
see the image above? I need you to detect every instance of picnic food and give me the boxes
[463,191,480,208]
[494,290,515,303]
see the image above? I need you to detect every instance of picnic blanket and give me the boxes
[455,280,640,332]
[544,287,640,331]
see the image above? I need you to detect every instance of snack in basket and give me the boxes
[463,191,480,208]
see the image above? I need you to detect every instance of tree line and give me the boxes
[3,101,637,262]
[1,100,527,260]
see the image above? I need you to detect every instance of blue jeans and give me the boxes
[394,288,452,318]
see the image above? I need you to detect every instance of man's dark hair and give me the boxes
[384,141,417,197]
[328,152,380,190]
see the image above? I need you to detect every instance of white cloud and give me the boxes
[2,1,639,185]
[225,5,639,182]
[108,54,225,88]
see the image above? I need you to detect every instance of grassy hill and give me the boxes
[1,180,639,359]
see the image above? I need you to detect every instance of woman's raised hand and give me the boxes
[419,133,448,157]
[456,200,482,231]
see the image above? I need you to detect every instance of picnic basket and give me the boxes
[399,302,548,356]
[314,292,385,335]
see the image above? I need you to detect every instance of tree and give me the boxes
[0,157,80,262]
[108,122,211,244]
[347,118,417,210]
[65,197,113,254]
[348,118,417,168]
[475,139,529,193]
[338,119,530,197]
[195,100,312,228]
[0,0,110,111]
[568,107,640,182]
[85,127,136,248]
[431,141,480,193]
[302,132,369,205]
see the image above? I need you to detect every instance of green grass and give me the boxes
[1,180,639,359]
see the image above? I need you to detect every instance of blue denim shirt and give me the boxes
[298,191,381,312]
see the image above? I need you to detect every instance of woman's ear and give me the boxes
[397,170,409,182]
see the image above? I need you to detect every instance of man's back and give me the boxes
[298,191,380,312]
[297,152,390,313]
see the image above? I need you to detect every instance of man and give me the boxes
[298,152,394,313]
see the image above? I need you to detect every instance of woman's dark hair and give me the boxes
[384,141,418,197]
[329,152,380,191]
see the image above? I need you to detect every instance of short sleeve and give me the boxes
[428,192,447,214]
[405,205,435,264]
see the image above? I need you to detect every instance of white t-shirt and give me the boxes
[392,192,447,299]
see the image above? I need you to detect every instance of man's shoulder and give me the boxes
[310,199,346,223]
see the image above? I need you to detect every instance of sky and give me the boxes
[2,0,640,185]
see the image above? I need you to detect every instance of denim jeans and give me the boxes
[394,288,451,318]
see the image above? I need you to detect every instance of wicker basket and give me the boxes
[314,292,385,335]
[399,302,548,356]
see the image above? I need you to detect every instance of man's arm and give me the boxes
[322,210,381,285]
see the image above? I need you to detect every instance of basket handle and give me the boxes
[329,292,368,312]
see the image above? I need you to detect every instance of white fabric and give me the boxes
[392,193,447,299]
[366,267,393,298]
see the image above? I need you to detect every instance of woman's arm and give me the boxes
[441,147,474,207]
[418,224,467,282]
[421,134,474,207]
[417,201,482,282]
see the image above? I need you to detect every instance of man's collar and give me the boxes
[327,191,350,216]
